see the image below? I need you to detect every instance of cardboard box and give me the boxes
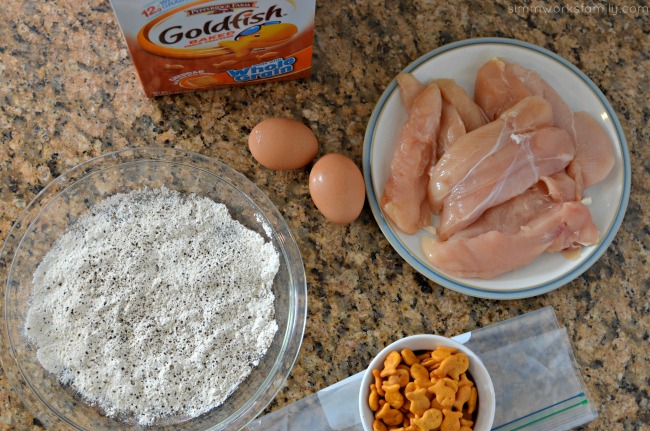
[109,0,316,97]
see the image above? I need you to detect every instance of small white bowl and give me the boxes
[359,335,495,431]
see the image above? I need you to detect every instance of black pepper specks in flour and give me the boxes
[24,187,280,426]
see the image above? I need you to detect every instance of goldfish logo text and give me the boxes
[157,5,283,45]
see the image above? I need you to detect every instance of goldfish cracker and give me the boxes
[381,351,402,377]
[412,408,443,431]
[430,398,445,411]
[399,399,412,414]
[441,409,463,431]
[382,382,405,409]
[373,369,386,397]
[466,387,478,414]
[400,348,420,366]
[460,418,474,428]
[431,347,455,363]
[410,363,432,389]
[434,353,469,380]
[457,373,474,388]
[375,403,404,427]
[404,381,416,396]
[397,363,411,373]
[421,357,439,370]
[108,0,316,97]
[393,368,410,387]
[453,384,472,411]
[373,419,388,431]
[428,379,456,408]
[442,377,458,392]
[369,384,381,412]
[405,388,430,416]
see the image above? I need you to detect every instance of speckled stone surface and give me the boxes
[1,0,648,430]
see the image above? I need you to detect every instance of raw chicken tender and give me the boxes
[541,172,581,202]
[434,79,488,131]
[381,82,442,234]
[572,111,615,187]
[505,60,578,143]
[452,172,579,239]
[474,59,532,120]
[438,126,575,240]
[397,75,469,161]
[437,101,466,159]
[478,59,614,187]
[421,201,599,278]
[428,96,553,214]
[397,73,425,112]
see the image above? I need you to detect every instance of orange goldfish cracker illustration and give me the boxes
[219,22,298,58]
[179,74,222,88]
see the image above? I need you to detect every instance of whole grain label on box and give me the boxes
[109,0,316,97]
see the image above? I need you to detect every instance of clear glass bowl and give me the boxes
[0,147,307,430]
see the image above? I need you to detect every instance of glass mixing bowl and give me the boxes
[0,147,307,430]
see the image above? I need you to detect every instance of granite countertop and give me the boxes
[1,1,648,430]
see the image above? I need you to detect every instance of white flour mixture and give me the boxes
[25,187,279,425]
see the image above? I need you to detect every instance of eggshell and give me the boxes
[248,118,318,170]
[309,153,366,224]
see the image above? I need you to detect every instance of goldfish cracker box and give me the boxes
[108,0,316,97]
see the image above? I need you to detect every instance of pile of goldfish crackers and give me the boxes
[368,346,478,431]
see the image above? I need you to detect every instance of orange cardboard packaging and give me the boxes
[108,0,316,97]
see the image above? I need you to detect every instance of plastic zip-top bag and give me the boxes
[245,306,597,431]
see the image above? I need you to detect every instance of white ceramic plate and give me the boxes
[362,38,630,299]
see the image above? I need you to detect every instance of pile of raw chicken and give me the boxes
[381,59,615,279]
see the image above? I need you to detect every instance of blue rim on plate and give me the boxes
[362,37,631,300]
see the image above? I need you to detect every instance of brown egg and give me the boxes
[309,153,366,224]
[248,118,318,170]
